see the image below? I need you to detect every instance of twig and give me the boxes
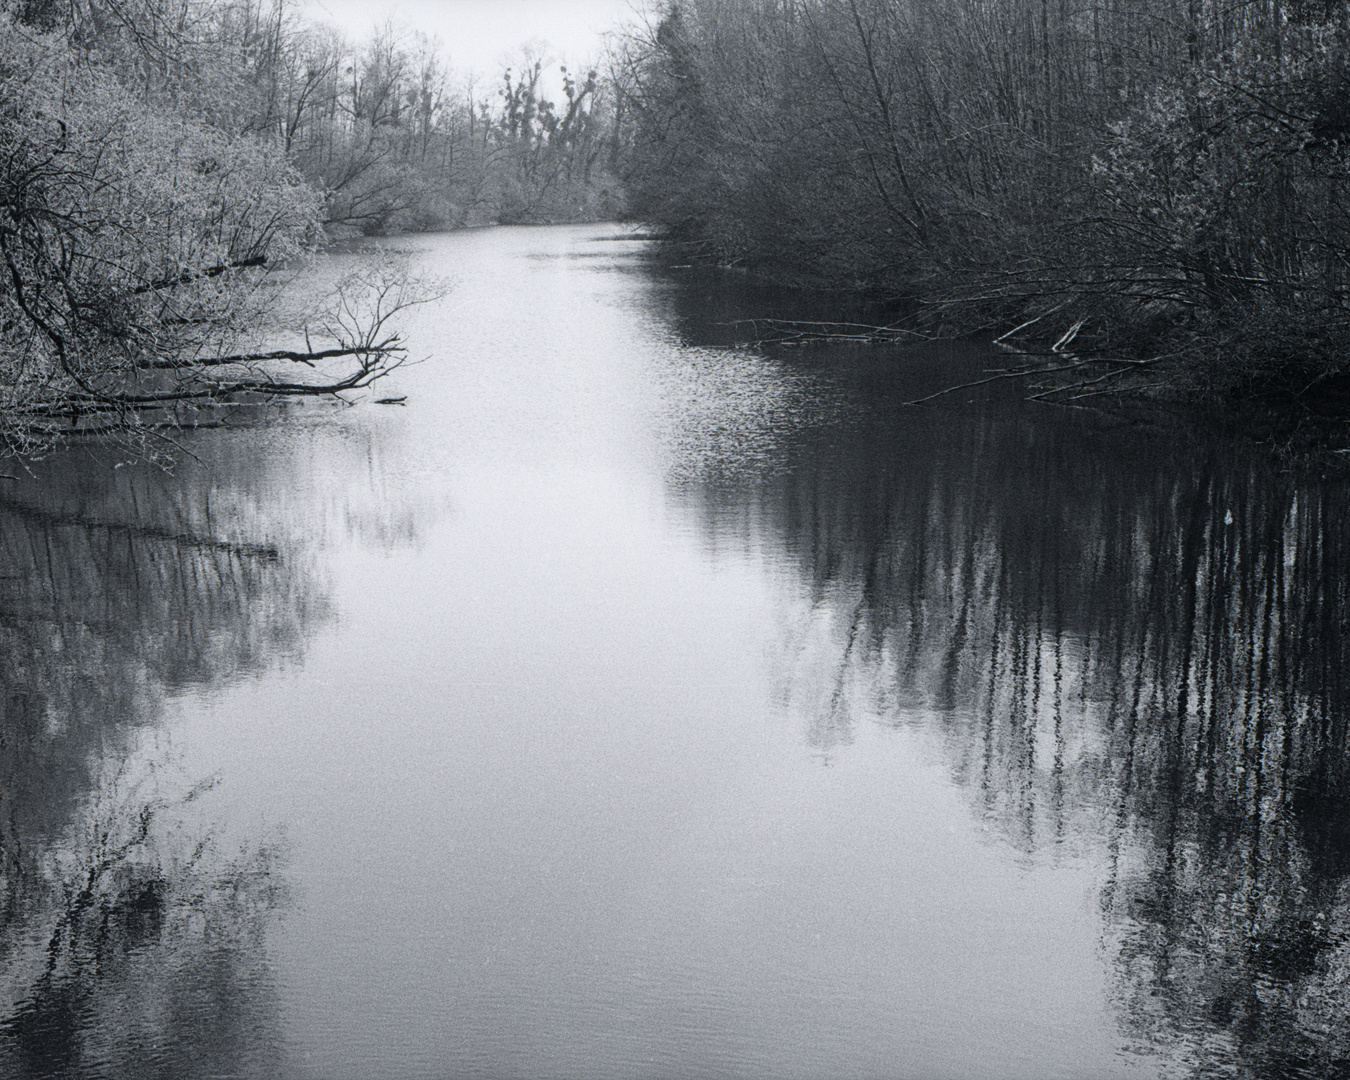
[992,299,1073,345]
[1051,318,1086,354]
[903,355,1108,405]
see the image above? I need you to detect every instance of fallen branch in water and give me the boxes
[902,355,1112,405]
[139,344,400,370]
[718,302,1183,409]
[4,258,439,451]
[726,318,934,347]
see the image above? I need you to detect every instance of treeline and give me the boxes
[194,10,626,230]
[617,0,1350,400]
[12,0,625,231]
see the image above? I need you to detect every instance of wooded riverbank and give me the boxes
[614,0,1350,438]
[6,0,1350,455]
[0,0,626,453]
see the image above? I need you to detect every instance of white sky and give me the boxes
[297,0,651,79]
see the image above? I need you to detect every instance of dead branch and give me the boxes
[139,344,399,370]
[726,317,934,348]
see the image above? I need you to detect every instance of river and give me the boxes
[2,223,1348,1079]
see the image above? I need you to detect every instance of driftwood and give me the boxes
[725,306,1172,408]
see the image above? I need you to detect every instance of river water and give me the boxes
[3,224,1350,1079]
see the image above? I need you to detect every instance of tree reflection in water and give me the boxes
[0,447,322,1079]
[669,330,1350,1077]
[0,769,288,1080]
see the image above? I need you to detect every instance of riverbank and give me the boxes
[618,0,1350,448]
[642,237,1350,465]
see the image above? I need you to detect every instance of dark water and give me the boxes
[3,224,1350,1079]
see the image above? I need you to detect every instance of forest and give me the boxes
[617,0,1350,412]
[0,0,625,450]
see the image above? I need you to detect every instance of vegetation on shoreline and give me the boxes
[208,14,627,234]
[8,0,1350,449]
[616,0,1350,414]
[0,0,626,451]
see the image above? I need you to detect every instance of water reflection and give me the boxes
[0,446,326,846]
[0,422,423,1079]
[10,225,1350,1076]
[0,767,289,1080]
[666,293,1350,1075]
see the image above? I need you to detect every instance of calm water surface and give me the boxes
[3,224,1350,1079]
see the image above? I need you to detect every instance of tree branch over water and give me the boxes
[620,0,1350,423]
[0,23,437,454]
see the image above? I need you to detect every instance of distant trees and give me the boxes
[619,0,1350,400]
[2,0,631,238]
[494,56,621,223]
[192,10,627,233]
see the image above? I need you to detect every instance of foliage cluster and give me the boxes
[617,0,1350,404]
[0,13,335,449]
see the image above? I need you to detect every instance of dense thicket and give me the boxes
[619,0,1350,400]
[9,0,626,231]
